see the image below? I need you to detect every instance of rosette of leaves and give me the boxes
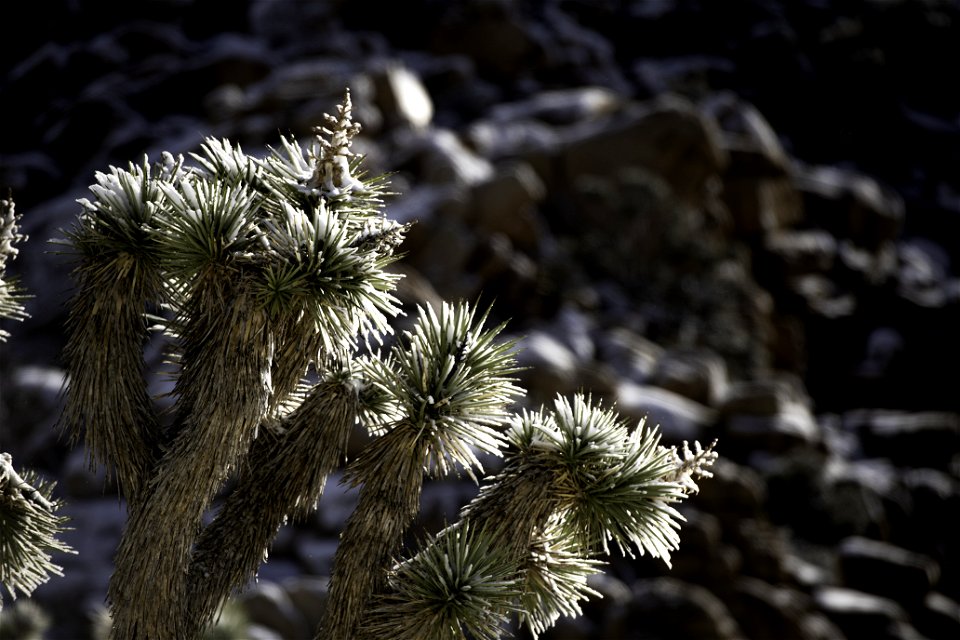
[364,521,524,640]
[57,91,409,639]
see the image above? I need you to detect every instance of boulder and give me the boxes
[839,536,940,608]
[606,577,744,640]
[702,93,803,235]
[555,96,728,206]
[650,348,729,407]
[793,164,905,251]
[732,577,842,640]
[615,382,714,444]
[236,581,311,640]
[371,61,434,129]
[814,586,918,640]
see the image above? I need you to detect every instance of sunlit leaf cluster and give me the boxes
[357,301,523,480]
[366,522,522,640]
[0,454,75,603]
[0,195,28,340]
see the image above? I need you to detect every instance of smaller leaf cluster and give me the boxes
[368,522,522,640]
[358,302,523,480]
[0,195,28,340]
[0,454,75,605]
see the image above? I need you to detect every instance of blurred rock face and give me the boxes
[2,1,958,639]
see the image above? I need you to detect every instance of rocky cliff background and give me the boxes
[1,1,958,638]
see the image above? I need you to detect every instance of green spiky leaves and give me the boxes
[358,301,523,481]
[361,386,716,639]
[519,521,605,638]
[1,199,70,611]
[0,195,28,340]
[446,393,717,637]
[365,523,522,640]
[323,301,522,640]
[0,454,75,603]
[501,394,709,564]
[157,177,262,281]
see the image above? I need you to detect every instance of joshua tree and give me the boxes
[53,90,717,640]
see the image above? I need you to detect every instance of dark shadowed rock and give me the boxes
[915,591,960,640]
[281,576,329,635]
[732,518,792,584]
[694,458,766,523]
[894,468,960,597]
[555,96,728,207]
[650,348,729,407]
[465,161,546,255]
[762,229,838,281]
[846,410,960,470]
[665,509,741,588]
[605,577,743,640]
[703,92,803,235]
[294,536,338,578]
[465,117,561,160]
[514,328,583,401]
[814,586,921,640]
[839,536,940,607]
[717,377,822,458]
[488,87,624,125]
[615,382,713,445]
[896,239,957,309]
[763,452,895,544]
[429,0,537,80]
[595,327,663,384]
[732,576,843,640]
[237,581,311,640]
[0,366,67,472]
[793,164,905,252]
[391,127,494,187]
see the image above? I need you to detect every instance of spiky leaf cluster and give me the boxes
[355,301,523,481]
[0,199,72,610]
[365,522,522,640]
[430,393,717,637]
[0,454,75,604]
[51,87,721,640]
[518,520,605,637]
[499,394,701,562]
[59,90,406,479]
[0,195,28,340]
